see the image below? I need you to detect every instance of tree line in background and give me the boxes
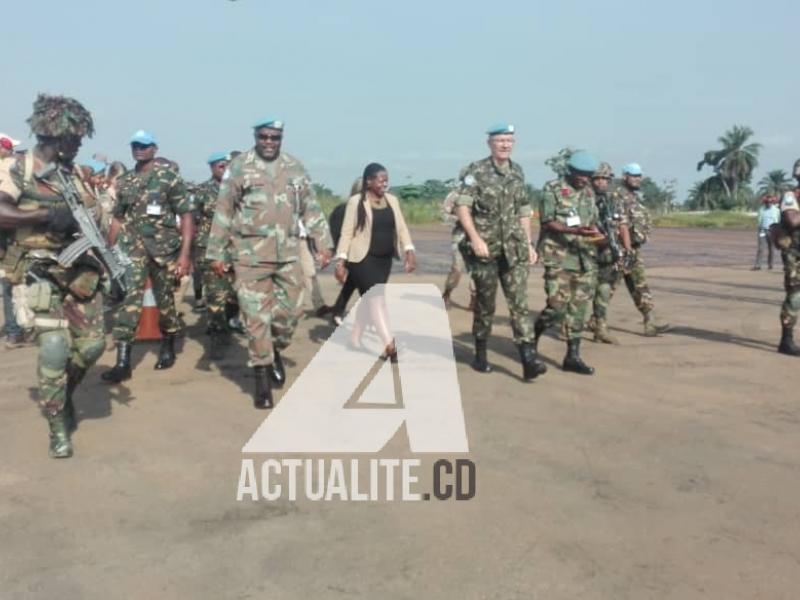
[313,124,792,223]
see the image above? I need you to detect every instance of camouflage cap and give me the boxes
[27,93,94,138]
[593,162,614,179]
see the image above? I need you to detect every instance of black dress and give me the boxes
[348,205,396,295]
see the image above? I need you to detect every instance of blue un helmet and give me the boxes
[567,150,599,174]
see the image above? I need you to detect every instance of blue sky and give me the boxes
[2,0,797,200]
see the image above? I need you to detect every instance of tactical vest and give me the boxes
[3,151,97,283]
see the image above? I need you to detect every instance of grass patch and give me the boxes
[653,211,757,229]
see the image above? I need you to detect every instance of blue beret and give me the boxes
[84,158,107,175]
[252,117,284,130]
[486,122,515,136]
[130,130,156,146]
[622,162,643,176]
[207,151,229,165]
[567,150,599,174]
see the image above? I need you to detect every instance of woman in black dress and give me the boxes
[335,163,416,359]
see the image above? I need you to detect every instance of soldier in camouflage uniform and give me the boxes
[589,162,627,344]
[193,152,238,356]
[455,123,546,381]
[206,117,333,408]
[534,151,603,375]
[102,130,194,383]
[775,159,800,356]
[441,184,475,310]
[0,94,107,458]
[607,163,669,337]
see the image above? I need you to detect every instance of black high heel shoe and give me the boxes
[381,340,398,363]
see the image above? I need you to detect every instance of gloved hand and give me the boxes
[46,205,79,234]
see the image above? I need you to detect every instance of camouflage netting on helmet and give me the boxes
[593,162,614,179]
[27,93,94,138]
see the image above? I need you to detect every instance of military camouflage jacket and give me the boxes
[205,150,332,266]
[595,189,624,266]
[193,177,221,249]
[538,178,599,271]
[0,148,101,283]
[454,157,532,265]
[612,186,650,247]
[113,163,191,258]
[779,189,800,254]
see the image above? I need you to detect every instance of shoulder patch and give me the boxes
[463,174,476,187]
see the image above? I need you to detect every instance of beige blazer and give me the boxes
[336,192,415,263]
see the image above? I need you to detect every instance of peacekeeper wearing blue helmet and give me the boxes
[534,150,604,375]
[454,123,547,381]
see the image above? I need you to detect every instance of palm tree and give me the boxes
[757,169,790,197]
[686,177,726,211]
[696,125,761,205]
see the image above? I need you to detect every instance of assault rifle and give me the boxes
[596,195,634,272]
[36,165,129,299]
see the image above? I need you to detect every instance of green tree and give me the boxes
[639,177,676,214]
[757,169,790,197]
[696,125,761,206]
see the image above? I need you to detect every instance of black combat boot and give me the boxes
[253,366,274,409]
[532,319,547,353]
[518,342,547,381]
[48,411,73,459]
[64,361,87,432]
[778,326,800,356]
[471,338,492,373]
[269,349,286,388]
[562,338,595,375]
[101,342,132,383]
[154,334,176,370]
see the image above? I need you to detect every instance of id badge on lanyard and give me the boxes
[146,192,163,216]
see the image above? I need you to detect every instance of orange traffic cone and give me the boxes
[135,277,162,341]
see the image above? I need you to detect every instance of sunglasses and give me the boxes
[256,133,283,142]
[131,142,155,150]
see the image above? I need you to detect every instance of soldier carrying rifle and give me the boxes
[0,94,118,458]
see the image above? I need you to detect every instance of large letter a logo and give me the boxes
[242,284,469,453]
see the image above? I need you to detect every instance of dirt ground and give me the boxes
[1,226,798,600]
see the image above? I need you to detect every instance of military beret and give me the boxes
[486,123,515,136]
[85,158,107,175]
[207,151,229,165]
[130,130,156,146]
[253,117,284,130]
[567,151,599,174]
[622,162,643,176]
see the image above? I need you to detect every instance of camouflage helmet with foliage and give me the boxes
[593,161,614,179]
[27,93,94,139]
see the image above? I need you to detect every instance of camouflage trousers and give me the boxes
[468,254,533,343]
[28,277,105,415]
[592,263,620,322]
[196,256,237,331]
[537,266,597,341]
[235,262,303,367]
[444,242,475,296]
[111,252,181,342]
[593,249,654,321]
[780,251,800,329]
[298,240,325,310]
